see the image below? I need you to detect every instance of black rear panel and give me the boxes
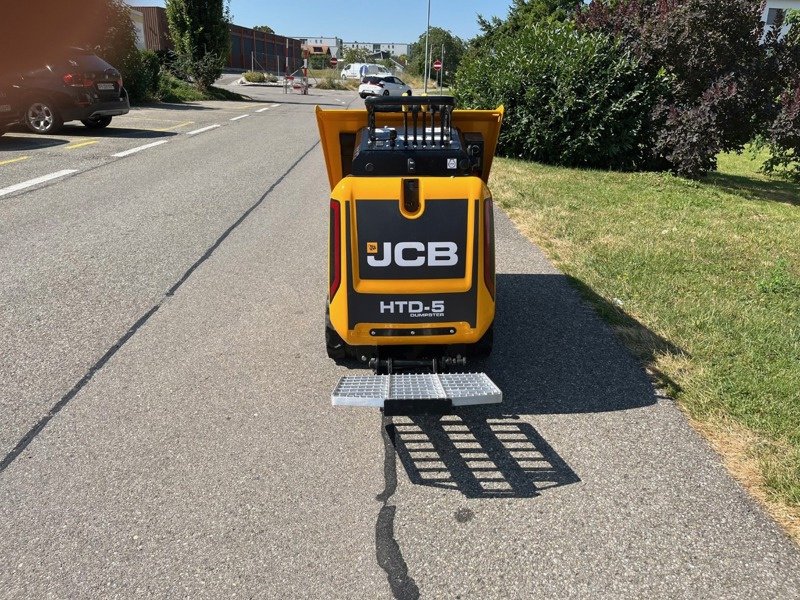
[355,199,468,280]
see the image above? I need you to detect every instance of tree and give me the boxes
[343,47,369,64]
[406,27,465,79]
[456,22,666,170]
[0,0,162,102]
[253,25,274,34]
[165,0,231,89]
[474,0,579,49]
[1,0,136,72]
[577,0,800,178]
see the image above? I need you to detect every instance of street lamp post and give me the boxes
[423,0,431,94]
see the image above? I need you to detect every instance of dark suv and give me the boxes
[3,48,129,135]
[0,77,24,136]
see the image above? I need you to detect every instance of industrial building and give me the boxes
[130,5,303,74]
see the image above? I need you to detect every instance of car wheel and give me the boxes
[383,89,390,96]
[24,100,63,134]
[359,93,367,99]
[81,115,113,129]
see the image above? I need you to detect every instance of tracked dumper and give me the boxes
[317,96,504,415]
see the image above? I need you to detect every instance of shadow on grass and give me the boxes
[704,171,799,206]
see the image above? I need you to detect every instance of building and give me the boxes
[762,0,799,38]
[229,24,302,73]
[292,36,343,59]
[134,5,172,51]
[129,8,146,50]
[128,5,302,73]
[342,41,410,58]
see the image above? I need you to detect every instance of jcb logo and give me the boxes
[366,242,458,267]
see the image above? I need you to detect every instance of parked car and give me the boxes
[0,76,25,136]
[358,75,412,98]
[4,48,129,135]
[341,62,391,80]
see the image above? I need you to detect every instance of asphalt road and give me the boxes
[1,83,799,599]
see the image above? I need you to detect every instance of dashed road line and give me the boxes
[153,120,194,132]
[270,103,280,107]
[111,140,169,158]
[230,114,250,121]
[0,156,30,167]
[0,169,78,198]
[65,140,98,150]
[186,124,221,136]
[255,107,270,113]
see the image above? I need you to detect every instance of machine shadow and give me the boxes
[389,272,680,497]
[388,413,579,499]
[485,272,668,415]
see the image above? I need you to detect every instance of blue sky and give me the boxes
[126,1,513,42]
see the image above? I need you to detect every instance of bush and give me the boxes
[122,49,160,103]
[243,70,267,83]
[455,22,667,170]
[761,85,800,181]
[577,0,798,178]
[315,76,349,90]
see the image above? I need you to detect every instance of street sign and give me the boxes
[433,59,442,72]
[330,57,338,67]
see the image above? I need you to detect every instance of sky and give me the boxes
[126,1,514,42]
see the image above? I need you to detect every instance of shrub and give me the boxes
[243,70,267,83]
[122,49,160,103]
[315,76,349,90]
[578,0,798,178]
[455,22,667,170]
[761,85,800,181]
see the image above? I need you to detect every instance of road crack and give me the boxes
[376,417,420,600]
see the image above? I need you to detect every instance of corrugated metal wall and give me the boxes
[138,6,171,52]
[135,7,302,73]
[229,25,302,73]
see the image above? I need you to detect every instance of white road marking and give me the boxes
[111,140,169,158]
[270,103,280,107]
[0,170,78,197]
[230,114,249,121]
[255,107,270,113]
[186,124,221,136]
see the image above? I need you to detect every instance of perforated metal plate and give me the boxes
[331,372,502,408]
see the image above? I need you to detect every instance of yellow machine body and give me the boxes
[317,103,503,353]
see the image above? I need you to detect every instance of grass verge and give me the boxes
[156,73,249,103]
[491,151,800,541]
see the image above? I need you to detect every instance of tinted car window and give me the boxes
[362,76,384,84]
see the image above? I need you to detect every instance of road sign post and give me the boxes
[330,57,338,69]
[433,58,442,93]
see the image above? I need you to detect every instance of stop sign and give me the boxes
[433,59,442,72]
[330,57,338,67]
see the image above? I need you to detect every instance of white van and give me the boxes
[340,62,391,80]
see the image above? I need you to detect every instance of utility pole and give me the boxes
[423,0,431,94]
[439,43,444,94]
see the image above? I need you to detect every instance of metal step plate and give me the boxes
[331,372,502,408]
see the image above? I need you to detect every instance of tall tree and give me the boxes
[166,0,231,88]
[1,0,135,73]
[406,27,465,79]
[475,0,578,48]
[343,47,369,64]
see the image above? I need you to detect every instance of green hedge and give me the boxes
[455,23,667,170]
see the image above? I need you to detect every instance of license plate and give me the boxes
[97,82,115,91]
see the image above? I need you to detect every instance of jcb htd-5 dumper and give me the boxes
[317,96,504,415]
